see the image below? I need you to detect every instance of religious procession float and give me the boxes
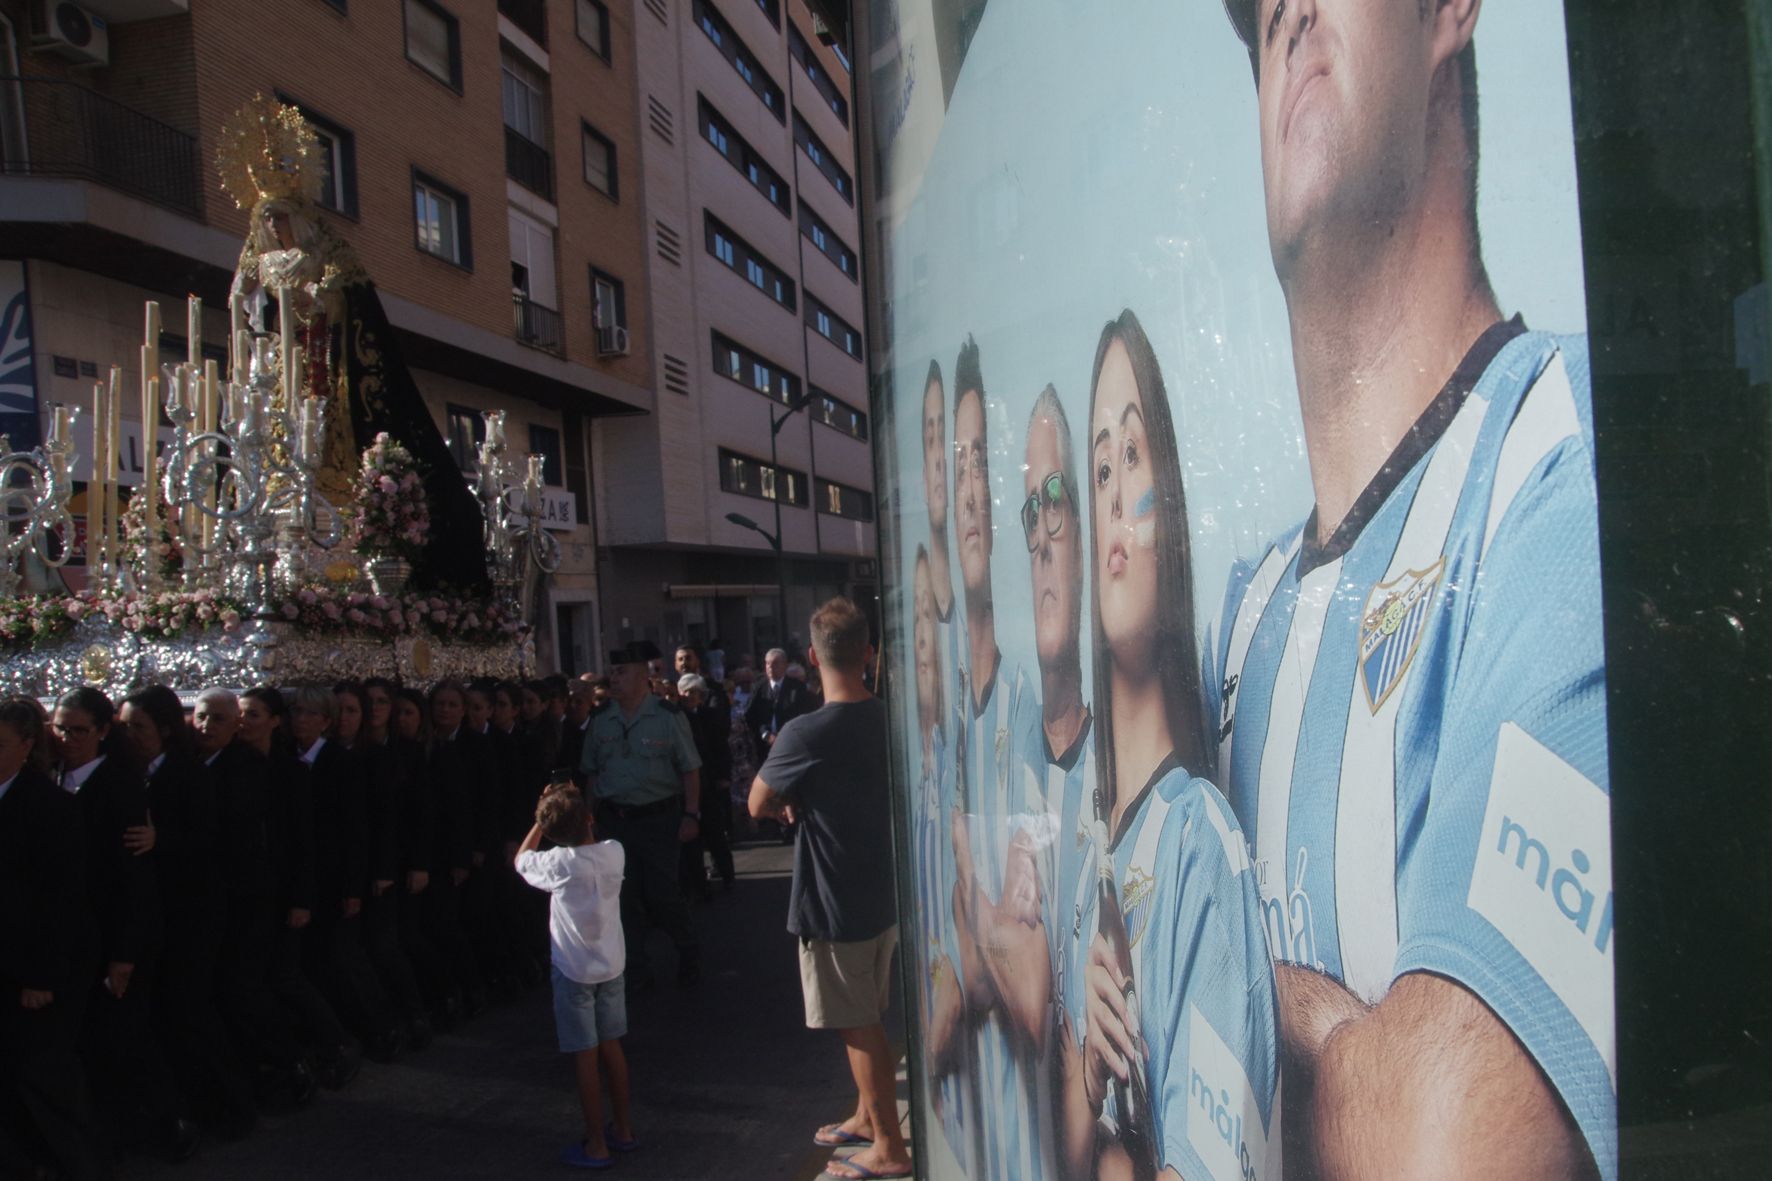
[0,96,559,698]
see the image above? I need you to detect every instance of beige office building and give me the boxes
[596,0,875,662]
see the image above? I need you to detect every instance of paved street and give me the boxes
[130,838,909,1181]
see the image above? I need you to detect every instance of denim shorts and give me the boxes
[551,965,627,1052]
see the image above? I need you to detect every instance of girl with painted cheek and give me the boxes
[1078,310,1280,1181]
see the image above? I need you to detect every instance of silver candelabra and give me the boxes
[0,405,80,599]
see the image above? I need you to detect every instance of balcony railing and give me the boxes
[513,294,564,354]
[504,126,553,200]
[498,0,548,46]
[0,77,201,216]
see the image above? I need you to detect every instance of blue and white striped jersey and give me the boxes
[910,730,974,1171]
[1010,702,1099,1054]
[1110,763,1281,1181]
[955,653,1054,1181]
[1210,330,1615,1179]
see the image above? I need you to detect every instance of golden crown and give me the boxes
[215,94,324,210]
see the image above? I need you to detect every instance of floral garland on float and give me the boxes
[0,96,563,698]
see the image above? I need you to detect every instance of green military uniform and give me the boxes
[581,695,701,806]
[581,680,702,988]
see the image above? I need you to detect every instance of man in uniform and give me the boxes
[581,641,703,990]
[1214,1,1611,1176]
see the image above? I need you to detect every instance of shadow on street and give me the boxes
[128,839,907,1180]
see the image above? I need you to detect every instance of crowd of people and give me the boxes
[0,643,819,1181]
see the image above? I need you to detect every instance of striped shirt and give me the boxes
[955,654,1052,1181]
[1108,761,1281,1181]
[1211,328,1615,1179]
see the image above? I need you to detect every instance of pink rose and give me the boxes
[282,603,299,620]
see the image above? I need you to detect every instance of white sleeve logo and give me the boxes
[1184,1003,1270,1181]
[1467,723,1616,1088]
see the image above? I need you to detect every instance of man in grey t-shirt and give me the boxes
[750,597,909,1181]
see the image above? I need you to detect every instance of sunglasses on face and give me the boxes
[1021,471,1072,549]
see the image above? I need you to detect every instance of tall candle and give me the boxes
[278,294,296,402]
[140,346,159,539]
[87,381,104,574]
[229,292,245,380]
[234,329,251,388]
[187,295,202,367]
[289,345,305,410]
[202,360,219,435]
[105,366,123,576]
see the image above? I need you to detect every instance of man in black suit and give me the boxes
[52,687,196,1162]
[562,680,599,787]
[289,688,398,1060]
[743,648,814,761]
[193,689,316,1109]
[0,697,105,1180]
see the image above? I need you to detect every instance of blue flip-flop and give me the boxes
[822,1161,912,1181]
[560,1142,614,1170]
[814,1124,873,1147]
[606,1121,640,1153]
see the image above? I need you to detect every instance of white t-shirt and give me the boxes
[516,841,627,984]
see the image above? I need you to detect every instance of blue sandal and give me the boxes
[560,1142,614,1170]
[823,1162,912,1180]
[814,1124,873,1148]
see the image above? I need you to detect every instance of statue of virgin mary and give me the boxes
[216,95,489,593]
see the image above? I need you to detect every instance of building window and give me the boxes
[817,477,873,521]
[277,93,357,216]
[812,386,867,440]
[693,0,784,122]
[502,52,553,198]
[804,295,861,359]
[720,448,807,507]
[711,331,799,406]
[754,0,779,27]
[789,23,849,126]
[501,53,549,145]
[698,97,789,217]
[794,114,851,203]
[405,0,462,89]
[575,0,610,60]
[413,172,470,267]
[591,268,626,330]
[798,201,856,281]
[446,403,486,474]
[581,123,617,198]
[704,213,796,311]
[529,423,564,485]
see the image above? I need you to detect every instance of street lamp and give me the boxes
[730,389,811,653]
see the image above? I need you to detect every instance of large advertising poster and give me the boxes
[870,1,1614,1178]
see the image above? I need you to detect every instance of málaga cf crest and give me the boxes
[1359,558,1444,713]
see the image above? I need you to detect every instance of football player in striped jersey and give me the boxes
[1214,0,1611,1177]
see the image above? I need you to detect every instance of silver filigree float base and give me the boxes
[2,616,528,700]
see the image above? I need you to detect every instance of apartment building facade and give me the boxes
[596,0,876,662]
[0,0,654,673]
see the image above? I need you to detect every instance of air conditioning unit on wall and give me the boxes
[597,325,630,357]
[33,1,110,67]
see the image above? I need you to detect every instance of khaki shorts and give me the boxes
[798,925,898,1030]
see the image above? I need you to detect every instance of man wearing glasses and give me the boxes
[1008,384,1099,1181]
